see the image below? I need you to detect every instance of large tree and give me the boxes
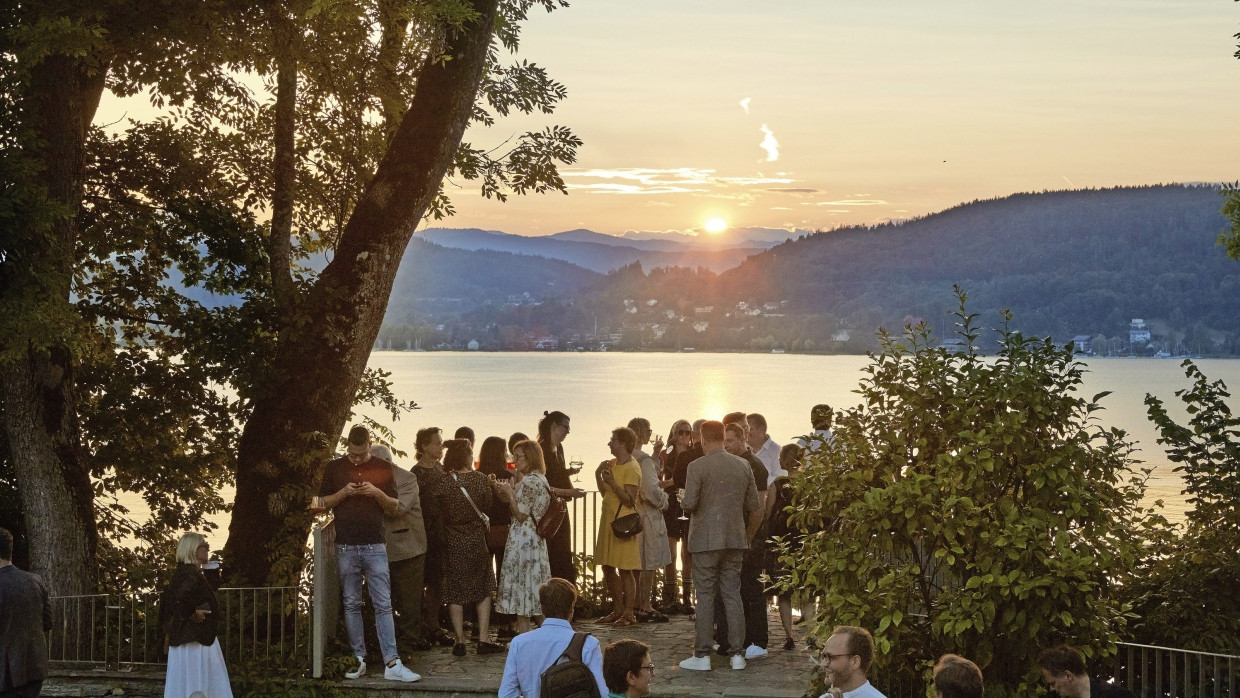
[0,0,252,594]
[2,0,578,591]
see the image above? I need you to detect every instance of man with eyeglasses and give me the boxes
[318,425,420,682]
[816,626,886,698]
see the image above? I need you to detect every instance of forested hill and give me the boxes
[383,239,601,321]
[710,184,1238,342]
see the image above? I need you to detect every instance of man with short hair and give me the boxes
[719,419,771,659]
[746,413,785,482]
[797,404,834,453]
[499,578,606,698]
[1037,645,1135,698]
[933,654,983,698]
[371,444,430,652]
[817,626,885,698]
[319,426,420,682]
[0,527,51,698]
[413,427,449,645]
[678,421,761,672]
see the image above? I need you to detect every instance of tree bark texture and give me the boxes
[268,7,299,313]
[0,55,107,595]
[224,0,501,585]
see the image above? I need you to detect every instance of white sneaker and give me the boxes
[679,655,712,671]
[344,658,366,679]
[744,645,768,659]
[384,660,421,682]
[731,654,747,670]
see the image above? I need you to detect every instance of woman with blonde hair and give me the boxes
[594,427,643,627]
[494,439,552,633]
[162,532,232,698]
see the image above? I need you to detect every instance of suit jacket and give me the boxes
[164,563,219,647]
[0,564,52,689]
[682,449,759,554]
[384,464,428,562]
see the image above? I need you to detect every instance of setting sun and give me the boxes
[704,217,728,234]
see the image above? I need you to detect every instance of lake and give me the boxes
[365,352,1237,523]
[136,353,1239,538]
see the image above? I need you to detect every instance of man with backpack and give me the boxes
[499,578,606,698]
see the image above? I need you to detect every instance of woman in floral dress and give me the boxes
[494,440,552,633]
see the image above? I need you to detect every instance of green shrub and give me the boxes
[776,289,1156,696]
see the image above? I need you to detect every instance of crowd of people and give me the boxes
[302,407,827,685]
[0,400,1137,698]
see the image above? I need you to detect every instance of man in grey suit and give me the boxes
[678,421,761,672]
[372,444,430,652]
[0,527,52,698]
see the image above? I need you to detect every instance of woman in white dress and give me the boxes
[494,439,552,633]
[162,532,232,698]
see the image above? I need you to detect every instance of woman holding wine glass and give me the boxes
[658,419,691,612]
[537,411,586,583]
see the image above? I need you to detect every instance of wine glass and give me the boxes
[569,455,584,484]
[677,488,689,521]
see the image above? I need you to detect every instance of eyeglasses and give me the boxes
[346,452,368,463]
[676,429,692,436]
[817,652,857,666]
[640,664,655,675]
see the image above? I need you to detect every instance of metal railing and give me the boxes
[1114,643,1239,698]
[49,585,309,672]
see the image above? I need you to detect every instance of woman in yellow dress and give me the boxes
[593,426,644,627]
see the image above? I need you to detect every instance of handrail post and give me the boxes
[312,519,325,679]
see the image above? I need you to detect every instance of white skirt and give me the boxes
[164,638,234,698]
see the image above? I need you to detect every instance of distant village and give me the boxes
[376,294,1215,357]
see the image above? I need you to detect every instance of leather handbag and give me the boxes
[486,524,509,554]
[537,486,567,540]
[610,507,642,539]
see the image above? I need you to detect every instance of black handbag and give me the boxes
[610,507,642,539]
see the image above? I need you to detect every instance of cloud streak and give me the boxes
[759,124,779,161]
[740,97,751,114]
[562,168,794,195]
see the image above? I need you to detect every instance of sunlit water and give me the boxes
[128,353,1240,539]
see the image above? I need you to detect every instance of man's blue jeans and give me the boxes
[336,543,398,664]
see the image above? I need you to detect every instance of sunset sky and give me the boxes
[92,1,1240,239]
[444,0,1240,237]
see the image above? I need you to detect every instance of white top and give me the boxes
[753,437,785,482]
[796,428,834,453]
[822,681,888,698]
[498,618,607,698]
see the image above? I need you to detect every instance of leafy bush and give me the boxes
[1129,361,1240,652]
[777,289,1156,696]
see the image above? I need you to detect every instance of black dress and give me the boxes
[539,440,576,584]
[434,471,498,605]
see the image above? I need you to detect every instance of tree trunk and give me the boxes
[0,54,107,595]
[223,0,501,586]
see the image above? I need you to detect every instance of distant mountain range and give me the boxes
[383,184,1240,354]
[412,225,804,274]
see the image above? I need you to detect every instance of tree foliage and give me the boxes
[1128,362,1240,652]
[2,0,579,592]
[777,288,1157,696]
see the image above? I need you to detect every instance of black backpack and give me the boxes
[540,631,600,698]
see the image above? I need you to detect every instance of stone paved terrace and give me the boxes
[45,610,816,697]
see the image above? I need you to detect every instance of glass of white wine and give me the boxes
[569,455,584,484]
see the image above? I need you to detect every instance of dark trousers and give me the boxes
[0,679,43,698]
[715,535,768,650]
[548,519,576,584]
[390,553,425,646]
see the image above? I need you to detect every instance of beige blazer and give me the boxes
[682,449,759,554]
[383,464,427,562]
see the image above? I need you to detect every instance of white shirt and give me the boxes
[796,429,834,453]
[498,618,607,698]
[753,436,785,482]
[822,681,888,698]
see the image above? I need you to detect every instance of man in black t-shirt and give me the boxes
[319,426,420,683]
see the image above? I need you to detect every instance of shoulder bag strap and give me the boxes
[453,473,489,526]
